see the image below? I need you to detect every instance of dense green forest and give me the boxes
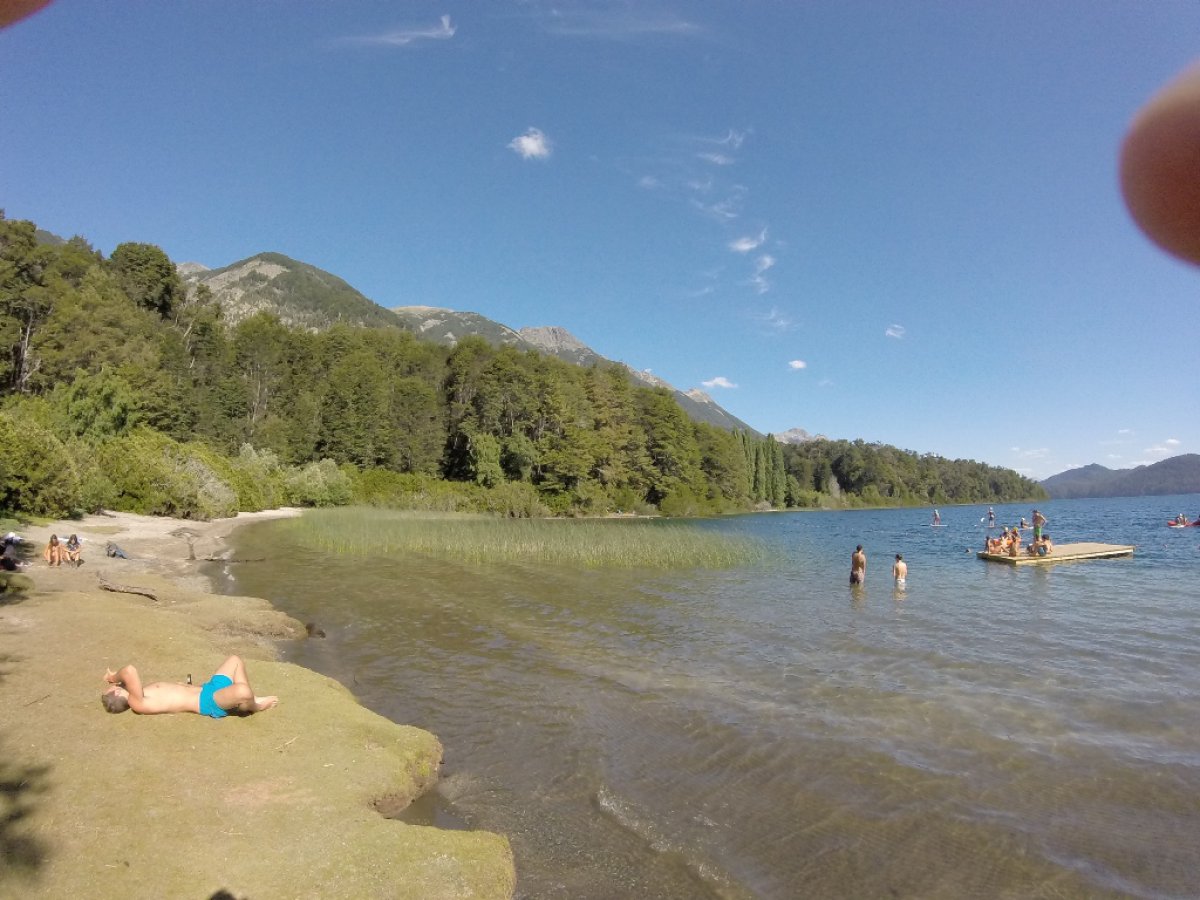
[0,214,1045,520]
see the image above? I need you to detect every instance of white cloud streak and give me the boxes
[885,324,906,339]
[750,254,775,293]
[729,228,766,253]
[702,376,737,389]
[341,15,456,47]
[788,360,807,370]
[508,127,553,160]
[755,307,792,331]
[541,10,701,39]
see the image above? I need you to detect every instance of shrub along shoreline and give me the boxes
[0,509,516,899]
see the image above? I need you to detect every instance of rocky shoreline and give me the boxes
[0,510,516,899]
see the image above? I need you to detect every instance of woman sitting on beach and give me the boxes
[65,534,82,566]
[43,534,64,566]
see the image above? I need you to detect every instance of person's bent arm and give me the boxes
[110,664,149,712]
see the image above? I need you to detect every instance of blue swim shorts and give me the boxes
[198,674,234,718]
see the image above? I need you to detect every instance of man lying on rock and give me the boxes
[102,655,278,717]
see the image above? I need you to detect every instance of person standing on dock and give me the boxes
[850,545,867,585]
[1032,510,1046,541]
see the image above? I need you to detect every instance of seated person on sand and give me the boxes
[43,534,64,566]
[64,534,82,566]
[102,655,278,717]
[1,533,23,571]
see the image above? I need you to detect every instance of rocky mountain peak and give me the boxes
[518,326,588,354]
[776,427,819,444]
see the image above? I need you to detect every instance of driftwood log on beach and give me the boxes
[96,572,159,602]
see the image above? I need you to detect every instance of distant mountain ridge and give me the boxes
[183,253,760,434]
[1041,454,1200,498]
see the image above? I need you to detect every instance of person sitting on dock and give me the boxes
[1026,534,1053,556]
[1006,527,1022,556]
[102,655,278,717]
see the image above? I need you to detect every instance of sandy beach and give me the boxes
[0,510,516,899]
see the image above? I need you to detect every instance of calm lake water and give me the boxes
[219,495,1200,899]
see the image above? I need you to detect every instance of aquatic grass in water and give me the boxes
[285,507,767,568]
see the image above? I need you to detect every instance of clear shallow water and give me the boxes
[221,495,1200,899]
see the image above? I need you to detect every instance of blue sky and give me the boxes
[2,2,1198,480]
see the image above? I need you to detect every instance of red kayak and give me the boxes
[1166,519,1200,528]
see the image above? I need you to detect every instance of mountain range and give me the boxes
[181,252,763,435]
[1039,454,1200,499]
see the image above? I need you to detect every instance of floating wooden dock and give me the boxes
[977,542,1135,565]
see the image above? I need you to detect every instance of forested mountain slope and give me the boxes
[1041,454,1200,498]
[0,214,1044,520]
[184,251,759,434]
[181,253,401,331]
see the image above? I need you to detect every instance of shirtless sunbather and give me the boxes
[102,655,277,717]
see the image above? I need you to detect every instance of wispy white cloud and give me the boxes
[1144,444,1176,457]
[1166,437,1181,446]
[750,254,775,293]
[339,14,456,47]
[638,175,661,190]
[885,324,906,339]
[541,9,701,39]
[692,189,745,221]
[508,127,553,160]
[698,152,735,166]
[729,228,766,253]
[704,129,747,150]
[818,377,834,387]
[754,307,793,332]
[702,376,737,389]
[788,359,807,370]
[1012,447,1050,460]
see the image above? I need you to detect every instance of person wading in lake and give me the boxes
[892,553,907,587]
[850,545,867,585]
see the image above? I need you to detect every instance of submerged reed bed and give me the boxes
[283,507,767,569]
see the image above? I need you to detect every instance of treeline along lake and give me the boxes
[219,495,1200,899]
